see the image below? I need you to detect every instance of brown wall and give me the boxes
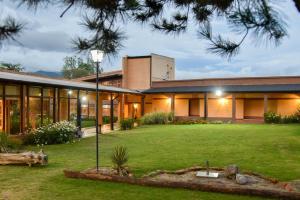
[244,99,264,118]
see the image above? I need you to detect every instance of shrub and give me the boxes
[119,118,135,130]
[140,112,173,125]
[0,133,22,153]
[103,116,118,124]
[23,121,77,145]
[281,114,299,124]
[174,118,208,125]
[264,111,281,124]
[111,146,129,176]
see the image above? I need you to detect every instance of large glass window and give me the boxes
[5,85,20,134]
[43,88,54,125]
[29,87,42,129]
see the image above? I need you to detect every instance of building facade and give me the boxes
[78,54,300,123]
[1,53,300,135]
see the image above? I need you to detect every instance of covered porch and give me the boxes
[142,92,300,122]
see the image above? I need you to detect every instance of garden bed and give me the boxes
[64,166,300,200]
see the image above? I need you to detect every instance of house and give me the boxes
[0,53,300,135]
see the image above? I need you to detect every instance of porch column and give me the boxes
[110,93,114,130]
[232,93,236,122]
[141,96,145,116]
[264,94,268,114]
[204,92,208,119]
[76,90,81,130]
[119,93,125,120]
[20,85,25,133]
[170,94,175,114]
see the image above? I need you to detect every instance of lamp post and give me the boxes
[91,49,104,172]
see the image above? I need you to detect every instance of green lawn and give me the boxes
[1,124,300,200]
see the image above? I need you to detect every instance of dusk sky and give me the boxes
[1,0,300,79]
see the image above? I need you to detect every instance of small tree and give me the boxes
[0,62,24,72]
[62,56,100,79]
[111,146,129,176]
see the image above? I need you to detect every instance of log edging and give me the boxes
[63,170,300,200]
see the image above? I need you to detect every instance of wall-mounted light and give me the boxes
[215,89,223,97]
[68,90,73,95]
[81,96,87,102]
[133,103,138,109]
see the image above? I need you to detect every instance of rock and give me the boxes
[236,174,248,185]
[225,165,239,179]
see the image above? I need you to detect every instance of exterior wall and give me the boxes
[122,57,151,90]
[152,98,171,113]
[268,99,300,116]
[208,98,232,118]
[151,54,175,82]
[189,99,200,116]
[236,99,244,119]
[244,99,264,118]
[175,99,189,116]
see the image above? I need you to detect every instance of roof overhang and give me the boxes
[142,84,300,94]
[0,71,140,94]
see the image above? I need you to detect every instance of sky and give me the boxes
[0,0,300,80]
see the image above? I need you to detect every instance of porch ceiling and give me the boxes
[142,84,300,94]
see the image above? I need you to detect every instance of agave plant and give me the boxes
[111,146,129,176]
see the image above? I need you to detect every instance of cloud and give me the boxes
[14,30,73,53]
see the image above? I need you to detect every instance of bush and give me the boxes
[23,121,77,145]
[264,111,281,124]
[119,118,135,130]
[281,114,299,124]
[0,133,22,153]
[140,112,173,125]
[103,116,118,124]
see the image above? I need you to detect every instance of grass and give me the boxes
[1,124,300,200]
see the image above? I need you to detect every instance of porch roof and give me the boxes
[143,84,300,94]
[0,71,139,94]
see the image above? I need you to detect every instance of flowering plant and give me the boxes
[25,121,77,145]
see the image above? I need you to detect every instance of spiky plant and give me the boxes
[111,146,129,176]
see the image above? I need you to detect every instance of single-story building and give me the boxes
[1,53,300,135]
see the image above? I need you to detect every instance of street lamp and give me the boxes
[91,49,104,172]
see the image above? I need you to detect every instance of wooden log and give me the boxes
[0,150,48,166]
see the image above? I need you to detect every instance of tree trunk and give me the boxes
[0,150,48,166]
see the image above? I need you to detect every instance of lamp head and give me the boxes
[90,50,104,63]
[215,89,223,97]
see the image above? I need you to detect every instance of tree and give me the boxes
[0,62,24,72]
[3,0,300,58]
[62,56,99,79]
[0,16,23,46]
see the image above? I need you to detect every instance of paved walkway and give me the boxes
[82,123,119,138]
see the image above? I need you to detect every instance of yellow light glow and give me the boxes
[68,90,73,95]
[82,96,87,101]
[167,97,172,104]
[219,98,228,105]
[133,103,138,109]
